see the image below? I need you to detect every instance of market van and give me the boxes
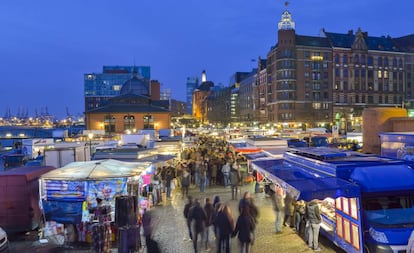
[252,147,414,253]
[0,166,55,232]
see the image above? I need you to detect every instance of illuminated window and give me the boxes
[378,70,382,78]
[351,223,360,250]
[350,198,358,220]
[343,218,351,243]
[312,102,321,109]
[123,115,135,131]
[336,215,343,237]
[113,85,121,91]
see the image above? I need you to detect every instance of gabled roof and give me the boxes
[394,34,414,53]
[295,35,331,48]
[324,31,402,52]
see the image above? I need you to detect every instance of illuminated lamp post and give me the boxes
[88,132,94,159]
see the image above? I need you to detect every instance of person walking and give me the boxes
[204,197,215,252]
[189,198,207,253]
[184,196,194,241]
[221,161,231,187]
[232,206,256,253]
[214,204,235,253]
[230,166,241,200]
[181,169,191,199]
[238,192,259,224]
[306,199,322,251]
[199,163,207,193]
[165,169,174,200]
[210,157,218,186]
[283,193,295,228]
[270,184,285,233]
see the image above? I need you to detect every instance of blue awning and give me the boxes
[252,159,360,201]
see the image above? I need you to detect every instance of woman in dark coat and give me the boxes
[232,206,256,253]
[189,199,207,253]
[214,205,234,253]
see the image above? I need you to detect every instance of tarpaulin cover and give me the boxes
[245,152,270,160]
[350,164,414,192]
[0,166,55,181]
[252,158,360,201]
[41,159,150,180]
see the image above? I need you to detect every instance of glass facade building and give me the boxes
[84,66,150,112]
[186,77,199,114]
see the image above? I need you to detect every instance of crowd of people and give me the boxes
[142,136,248,206]
[184,191,259,253]
[268,183,322,252]
[140,135,322,253]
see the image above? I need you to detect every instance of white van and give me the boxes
[0,226,9,252]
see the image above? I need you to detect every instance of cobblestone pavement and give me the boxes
[149,183,344,253]
[8,183,345,253]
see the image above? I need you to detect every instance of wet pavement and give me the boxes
[9,183,345,253]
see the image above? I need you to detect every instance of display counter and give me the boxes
[319,198,335,233]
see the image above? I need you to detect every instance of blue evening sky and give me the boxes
[0,0,412,119]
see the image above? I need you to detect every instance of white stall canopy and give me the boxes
[41,159,151,180]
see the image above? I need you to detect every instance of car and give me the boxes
[0,227,9,253]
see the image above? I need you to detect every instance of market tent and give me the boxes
[41,159,151,180]
[252,158,360,201]
[40,159,151,224]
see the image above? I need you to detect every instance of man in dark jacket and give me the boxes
[189,198,207,253]
[306,200,322,251]
[229,167,240,200]
[184,196,194,241]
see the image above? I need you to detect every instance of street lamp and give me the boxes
[88,132,94,159]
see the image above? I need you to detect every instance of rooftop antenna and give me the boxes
[132,57,137,77]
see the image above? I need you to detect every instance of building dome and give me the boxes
[120,75,150,96]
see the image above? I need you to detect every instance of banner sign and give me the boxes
[45,180,88,201]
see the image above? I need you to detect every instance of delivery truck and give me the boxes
[0,166,55,232]
[252,147,414,253]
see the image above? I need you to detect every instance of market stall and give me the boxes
[39,159,152,250]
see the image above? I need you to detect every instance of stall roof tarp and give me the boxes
[252,159,360,201]
[245,152,269,160]
[40,159,150,180]
[350,164,414,193]
[0,166,55,181]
